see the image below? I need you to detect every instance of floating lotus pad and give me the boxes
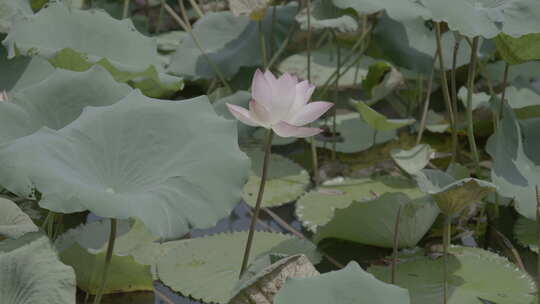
[0,232,76,304]
[155,231,321,303]
[369,246,536,304]
[0,90,250,240]
[296,176,432,233]
[274,261,411,304]
[243,149,310,208]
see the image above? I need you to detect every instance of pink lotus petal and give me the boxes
[251,69,273,109]
[272,121,323,138]
[226,103,261,127]
[272,72,297,118]
[289,80,315,115]
[263,69,277,84]
[249,100,271,127]
[289,101,333,126]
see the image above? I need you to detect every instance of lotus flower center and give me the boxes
[105,187,116,194]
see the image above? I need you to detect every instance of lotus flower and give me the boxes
[226,70,333,137]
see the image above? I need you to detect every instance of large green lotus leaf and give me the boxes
[54,219,156,294]
[314,192,438,248]
[486,103,540,220]
[496,33,540,64]
[332,0,430,21]
[155,231,321,303]
[422,0,540,39]
[0,232,76,304]
[230,254,320,304]
[315,113,396,153]
[296,176,430,232]
[354,101,415,131]
[372,14,489,73]
[0,46,54,93]
[242,149,310,208]
[212,90,256,140]
[514,216,538,253]
[391,144,434,175]
[0,65,131,146]
[296,0,359,32]
[48,48,183,98]
[168,4,296,80]
[3,3,180,97]
[369,246,536,304]
[0,197,38,239]
[155,30,189,53]
[460,85,540,110]
[278,45,379,88]
[482,60,540,83]
[275,261,411,304]
[414,169,495,216]
[424,110,450,133]
[0,0,32,33]
[0,90,250,239]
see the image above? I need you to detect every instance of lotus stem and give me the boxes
[434,23,457,163]
[188,0,204,18]
[332,30,341,161]
[258,20,268,67]
[156,0,165,34]
[122,0,130,19]
[465,37,480,174]
[269,5,277,54]
[372,129,378,147]
[443,215,451,304]
[535,185,540,304]
[267,23,297,69]
[450,38,462,159]
[391,205,402,284]
[416,52,437,145]
[93,218,117,304]
[163,3,233,91]
[239,130,274,277]
[498,62,510,120]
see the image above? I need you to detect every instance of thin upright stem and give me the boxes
[450,38,462,159]
[535,186,540,297]
[269,5,277,54]
[498,62,510,120]
[188,0,204,18]
[416,52,438,145]
[258,20,268,67]
[465,37,480,174]
[391,206,402,284]
[239,130,274,277]
[435,23,457,162]
[122,0,130,19]
[93,219,117,304]
[332,30,341,161]
[156,0,165,34]
[163,3,232,91]
[267,23,297,69]
[305,0,319,186]
[442,215,451,304]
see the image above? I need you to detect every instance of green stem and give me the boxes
[498,62,510,120]
[258,20,268,67]
[372,129,378,147]
[46,211,56,239]
[535,186,540,299]
[188,0,204,18]
[156,0,165,34]
[269,5,277,54]
[415,63,435,145]
[267,23,297,69]
[450,37,462,160]
[163,3,232,91]
[93,218,117,304]
[465,37,480,174]
[391,205,402,284]
[122,0,130,19]
[434,23,457,163]
[239,130,274,277]
[332,30,341,161]
[443,215,451,304]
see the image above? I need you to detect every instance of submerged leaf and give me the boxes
[274,261,411,304]
[0,232,76,304]
[0,90,250,239]
[0,197,38,239]
[369,246,536,304]
[155,231,321,303]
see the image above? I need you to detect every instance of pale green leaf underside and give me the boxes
[155,231,321,303]
[369,246,536,304]
[296,0,358,32]
[55,219,156,294]
[274,261,411,304]
[0,47,54,93]
[243,150,310,208]
[0,197,38,239]
[296,176,430,233]
[391,144,433,175]
[315,113,396,153]
[0,0,32,33]
[0,90,250,239]
[0,232,76,304]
